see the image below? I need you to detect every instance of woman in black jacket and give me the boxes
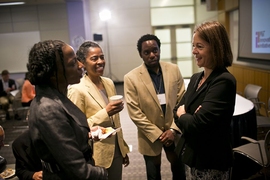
[27,40,108,180]
[174,21,236,180]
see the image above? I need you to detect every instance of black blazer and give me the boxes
[28,86,107,180]
[0,79,17,97]
[174,68,236,171]
[12,130,42,180]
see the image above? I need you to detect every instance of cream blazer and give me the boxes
[67,75,129,168]
[124,61,185,156]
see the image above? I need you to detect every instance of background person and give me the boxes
[68,41,130,180]
[12,130,43,180]
[174,21,236,180]
[27,40,108,179]
[21,72,35,107]
[0,70,17,120]
[124,34,186,180]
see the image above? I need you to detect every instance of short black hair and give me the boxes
[137,34,161,54]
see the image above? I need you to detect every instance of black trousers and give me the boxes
[143,144,186,180]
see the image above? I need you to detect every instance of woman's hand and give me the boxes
[106,100,124,116]
[32,171,43,180]
[176,105,186,117]
[89,126,106,141]
[195,105,202,113]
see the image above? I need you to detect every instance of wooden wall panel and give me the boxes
[243,69,255,84]
[255,71,268,89]
[225,0,238,11]
[268,74,270,93]
[218,0,225,11]
[231,64,270,113]
[233,66,243,81]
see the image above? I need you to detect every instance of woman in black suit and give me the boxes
[174,21,236,179]
[27,40,108,180]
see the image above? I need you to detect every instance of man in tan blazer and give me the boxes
[124,34,186,180]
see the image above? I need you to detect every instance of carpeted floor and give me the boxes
[2,84,269,180]
[0,119,28,165]
[0,84,174,180]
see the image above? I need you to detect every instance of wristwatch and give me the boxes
[170,128,176,136]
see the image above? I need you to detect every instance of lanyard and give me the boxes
[152,75,163,94]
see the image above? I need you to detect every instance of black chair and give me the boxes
[244,84,263,116]
[233,130,270,180]
[244,84,270,137]
[257,97,270,140]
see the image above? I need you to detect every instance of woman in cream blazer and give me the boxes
[68,41,129,180]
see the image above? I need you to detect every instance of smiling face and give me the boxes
[84,47,105,78]
[56,44,83,86]
[192,32,212,69]
[140,40,160,69]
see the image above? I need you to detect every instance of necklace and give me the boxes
[197,76,204,91]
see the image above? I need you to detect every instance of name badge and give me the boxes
[157,93,166,105]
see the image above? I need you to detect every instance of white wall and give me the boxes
[0,4,69,42]
[0,0,237,82]
[87,0,152,82]
[193,0,218,73]
[0,3,69,78]
[195,0,218,24]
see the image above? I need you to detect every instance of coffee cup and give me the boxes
[109,95,123,102]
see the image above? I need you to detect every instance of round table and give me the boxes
[231,94,257,147]
[233,94,254,116]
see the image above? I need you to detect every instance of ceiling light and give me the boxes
[0,2,25,6]
[99,9,111,21]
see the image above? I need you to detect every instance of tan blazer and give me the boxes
[67,75,129,168]
[124,61,185,156]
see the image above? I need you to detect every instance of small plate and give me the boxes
[99,127,121,140]
[0,168,15,179]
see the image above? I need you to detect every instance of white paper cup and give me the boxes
[109,95,123,102]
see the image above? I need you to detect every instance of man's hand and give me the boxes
[159,129,175,147]
[5,87,12,94]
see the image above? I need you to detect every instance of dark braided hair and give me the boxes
[136,34,161,54]
[27,40,67,87]
[76,41,101,63]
